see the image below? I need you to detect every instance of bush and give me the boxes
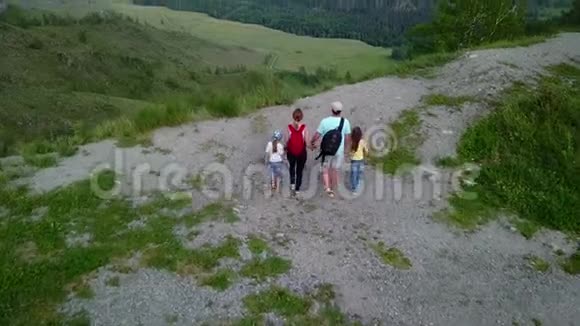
[27,38,44,50]
[391,45,411,61]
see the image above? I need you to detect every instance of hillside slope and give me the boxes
[11,33,580,326]
[0,8,267,154]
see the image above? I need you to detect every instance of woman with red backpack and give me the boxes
[286,108,309,196]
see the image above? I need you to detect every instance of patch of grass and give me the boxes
[243,287,311,317]
[182,202,239,227]
[371,242,412,270]
[231,315,264,326]
[560,251,580,275]
[532,318,543,326]
[549,63,580,80]
[0,169,7,185]
[240,257,292,281]
[23,153,58,168]
[143,236,241,273]
[239,285,357,325]
[390,109,420,138]
[105,276,120,287]
[513,219,540,239]
[64,310,91,326]
[473,35,550,50]
[389,52,458,78]
[371,109,422,175]
[423,94,475,108]
[164,313,178,324]
[526,255,550,273]
[190,173,204,191]
[311,283,335,303]
[0,173,244,325]
[435,156,463,168]
[200,269,236,291]
[378,148,421,175]
[434,190,495,230]
[75,284,95,299]
[455,65,580,233]
[247,235,270,255]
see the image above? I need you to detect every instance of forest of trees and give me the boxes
[133,0,437,46]
[133,0,575,47]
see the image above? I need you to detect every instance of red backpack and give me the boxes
[287,124,306,156]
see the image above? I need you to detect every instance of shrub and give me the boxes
[27,38,44,50]
[391,45,411,61]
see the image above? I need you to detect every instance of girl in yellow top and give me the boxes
[350,127,368,194]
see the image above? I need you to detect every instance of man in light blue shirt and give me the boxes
[310,101,351,198]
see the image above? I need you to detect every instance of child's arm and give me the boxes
[265,142,271,165]
[363,140,370,163]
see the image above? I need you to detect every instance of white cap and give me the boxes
[331,101,343,113]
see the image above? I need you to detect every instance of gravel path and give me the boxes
[24,33,580,325]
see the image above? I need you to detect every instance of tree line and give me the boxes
[133,0,437,47]
[133,0,576,48]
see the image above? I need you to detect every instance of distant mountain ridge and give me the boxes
[133,0,437,47]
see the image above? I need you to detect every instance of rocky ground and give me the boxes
[10,33,580,325]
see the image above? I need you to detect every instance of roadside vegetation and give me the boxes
[437,64,580,240]
[237,284,359,325]
[0,169,245,324]
[371,109,422,175]
[0,169,300,324]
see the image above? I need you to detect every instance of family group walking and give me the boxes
[264,101,368,198]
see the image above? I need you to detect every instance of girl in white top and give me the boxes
[265,130,285,191]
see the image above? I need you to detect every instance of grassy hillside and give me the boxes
[0,3,451,162]
[0,6,272,155]
[9,0,394,78]
[113,3,394,77]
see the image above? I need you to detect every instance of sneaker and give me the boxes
[325,188,335,198]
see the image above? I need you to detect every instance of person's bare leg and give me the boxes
[330,168,339,191]
[322,166,330,191]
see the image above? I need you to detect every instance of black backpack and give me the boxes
[315,118,344,163]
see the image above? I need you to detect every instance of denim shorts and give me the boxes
[269,162,284,179]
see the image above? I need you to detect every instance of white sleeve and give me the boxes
[265,142,272,154]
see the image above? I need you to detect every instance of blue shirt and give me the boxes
[316,116,351,156]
